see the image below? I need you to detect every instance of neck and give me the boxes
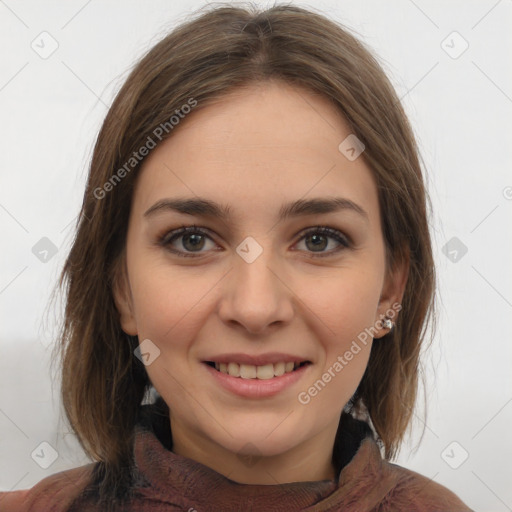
[170,417,339,485]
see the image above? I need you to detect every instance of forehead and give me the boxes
[133,81,380,226]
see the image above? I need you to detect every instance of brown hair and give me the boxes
[50,1,435,505]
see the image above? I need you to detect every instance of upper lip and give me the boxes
[203,352,311,366]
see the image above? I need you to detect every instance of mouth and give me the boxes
[204,360,312,380]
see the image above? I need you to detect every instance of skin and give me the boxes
[114,80,408,485]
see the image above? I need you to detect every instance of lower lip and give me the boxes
[202,362,312,398]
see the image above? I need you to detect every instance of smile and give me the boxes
[205,361,311,379]
[203,360,313,398]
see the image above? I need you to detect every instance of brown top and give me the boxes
[0,400,473,511]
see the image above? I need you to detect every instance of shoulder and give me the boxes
[380,459,474,511]
[0,462,96,512]
[345,436,473,511]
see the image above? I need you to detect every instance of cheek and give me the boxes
[128,265,212,392]
[295,272,379,409]
[298,265,383,343]
[129,260,217,344]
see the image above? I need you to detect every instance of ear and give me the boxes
[112,255,138,336]
[374,246,409,339]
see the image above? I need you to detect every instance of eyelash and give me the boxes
[157,224,351,259]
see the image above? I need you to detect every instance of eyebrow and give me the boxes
[143,196,369,223]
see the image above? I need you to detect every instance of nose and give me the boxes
[217,245,294,335]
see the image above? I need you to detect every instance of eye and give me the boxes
[293,226,350,257]
[157,225,351,258]
[157,225,217,258]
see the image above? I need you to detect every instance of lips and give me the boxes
[202,357,312,398]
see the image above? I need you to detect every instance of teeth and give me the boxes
[256,364,274,380]
[274,362,285,376]
[213,361,306,379]
[227,362,240,377]
[240,364,257,379]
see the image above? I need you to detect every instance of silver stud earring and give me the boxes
[383,317,394,330]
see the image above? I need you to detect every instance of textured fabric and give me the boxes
[0,400,473,511]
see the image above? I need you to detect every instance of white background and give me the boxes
[1,1,511,510]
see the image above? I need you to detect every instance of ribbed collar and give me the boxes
[128,398,390,511]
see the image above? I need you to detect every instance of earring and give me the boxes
[383,317,394,330]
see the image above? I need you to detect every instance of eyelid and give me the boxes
[157,224,351,258]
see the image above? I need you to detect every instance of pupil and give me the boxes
[184,234,204,251]
[307,234,326,251]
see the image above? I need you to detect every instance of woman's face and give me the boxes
[114,80,407,484]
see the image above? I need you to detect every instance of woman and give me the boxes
[0,3,473,511]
